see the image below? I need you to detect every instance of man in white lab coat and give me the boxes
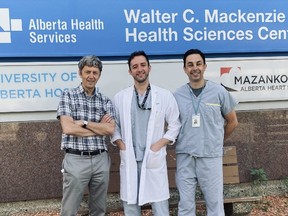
[111,51,181,216]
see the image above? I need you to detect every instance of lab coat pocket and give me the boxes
[146,149,165,169]
[120,150,126,165]
[154,110,165,128]
[119,150,127,182]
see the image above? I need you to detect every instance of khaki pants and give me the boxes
[60,151,110,216]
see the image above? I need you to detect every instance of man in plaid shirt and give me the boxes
[57,55,115,216]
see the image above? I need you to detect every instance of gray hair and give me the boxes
[78,55,103,72]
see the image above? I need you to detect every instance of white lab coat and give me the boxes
[111,84,181,205]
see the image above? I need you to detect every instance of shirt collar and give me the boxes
[78,83,99,97]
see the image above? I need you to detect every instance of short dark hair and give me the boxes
[78,55,103,72]
[128,51,150,70]
[183,49,206,67]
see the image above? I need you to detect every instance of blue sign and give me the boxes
[1,0,288,57]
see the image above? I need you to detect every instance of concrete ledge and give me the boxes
[0,180,287,215]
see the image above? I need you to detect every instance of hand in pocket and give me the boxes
[146,149,165,169]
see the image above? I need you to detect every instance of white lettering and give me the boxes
[258,26,288,40]
[70,19,104,30]
[205,9,286,23]
[125,27,178,42]
[123,9,178,24]
[29,19,67,30]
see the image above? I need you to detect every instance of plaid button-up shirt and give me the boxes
[57,84,115,151]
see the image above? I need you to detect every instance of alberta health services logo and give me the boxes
[0,8,22,43]
[220,67,240,92]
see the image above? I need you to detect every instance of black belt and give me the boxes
[65,149,106,156]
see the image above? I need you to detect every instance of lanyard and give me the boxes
[188,84,204,114]
[134,84,151,110]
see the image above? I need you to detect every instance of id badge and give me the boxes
[192,114,200,127]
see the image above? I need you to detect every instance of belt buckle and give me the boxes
[85,151,95,156]
[80,151,90,156]
[80,149,103,156]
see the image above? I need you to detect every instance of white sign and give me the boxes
[0,62,78,112]
[1,57,288,113]
[206,57,288,102]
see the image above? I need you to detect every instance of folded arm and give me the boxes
[60,114,115,137]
